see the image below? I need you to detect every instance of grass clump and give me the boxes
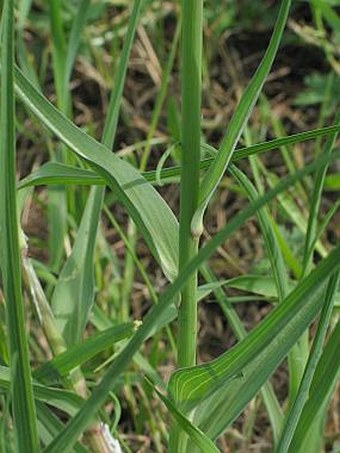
[0,0,339,451]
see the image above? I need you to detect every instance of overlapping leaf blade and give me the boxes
[18,123,340,190]
[168,244,340,412]
[0,366,83,416]
[151,383,220,453]
[277,271,340,452]
[14,65,179,282]
[288,321,340,453]
[34,322,135,383]
[49,0,147,344]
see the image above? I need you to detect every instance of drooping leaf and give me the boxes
[14,65,179,282]
[50,0,145,344]
[18,162,104,189]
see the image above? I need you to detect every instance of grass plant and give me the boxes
[0,0,339,451]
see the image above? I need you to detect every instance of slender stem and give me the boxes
[171,1,203,450]
[177,0,203,369]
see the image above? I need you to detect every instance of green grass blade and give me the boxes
[288,320,340,453]
[18,123,340,190]
[49,0,66,110]
[228,124,340,163]
[64,0,91,98]
[47,0,68,271]
[14,64,179,282]
[168,247,340,412]
[152,123,340,185]
[47,0,91,272]
[218,275,287,300]
[269,218,302,279]
[17,0,33,29]
[304,199,340,267]
[51,187,103,345]
[43,149,340,452]
[36,402,87,452]
[50,0,145,345]
[191,273,339,446]
[230,164,289,300]
[264,169,328,258]
[302,115,339,273]
[0,0,39,449]
[0,366,83,417]
[196,0,291,219]
[139,17,181,170]
[101,0,144,149]
[18,162,104,188]
[195,265,284,447]
[34,322,135,383]
[150,383,219,453]
[276,270,340,453]
[231,163,307,416]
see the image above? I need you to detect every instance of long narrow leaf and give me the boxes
[36,402,87,452]
[197,0,291,215]
[18,123,340,190]
[230,164,288,299]
[34,322,135,383]
[276,270,340,452]
[302,115,339,273]
[14,64,179,282]
[193,265,283,449]
[288,320,340,452]
[64,0,91,97]
[151,384,219,453]
[0,0,39,449]
[0,366,83,417]
[50,0,145,344]
[51,187,103,344]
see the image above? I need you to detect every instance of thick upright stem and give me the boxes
[171,2,203,450]
[177,0,203,369]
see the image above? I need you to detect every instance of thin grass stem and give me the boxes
[170,1,203,450]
